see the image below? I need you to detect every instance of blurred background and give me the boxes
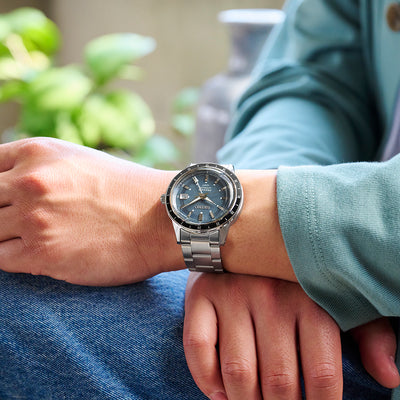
[0,0,284,167]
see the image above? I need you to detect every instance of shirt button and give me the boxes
[387,2,400,31]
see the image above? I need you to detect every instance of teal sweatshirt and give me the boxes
[218,1,400,398]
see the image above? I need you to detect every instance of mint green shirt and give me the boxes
[218,1,400,397]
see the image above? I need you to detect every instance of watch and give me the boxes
[160,163,243,273]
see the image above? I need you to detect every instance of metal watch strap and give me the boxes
[180,230,224,273]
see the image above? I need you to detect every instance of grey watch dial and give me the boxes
[164,163,242,232]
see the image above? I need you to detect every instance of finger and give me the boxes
[0,238,27,273]
[0,205,20,242]
[0,140,21,172]
[218,302,262,400]
[298,306,342,400]
[183,295,227,400]
[352,318,400,389]
[254,306,301,399]
[0,172,15,206]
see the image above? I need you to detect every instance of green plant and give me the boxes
[171,86,199,137]
[0,7,183,168]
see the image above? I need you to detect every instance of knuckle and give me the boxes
[24,234,61,267]
[183,332,210,352]
[308,362,341,389]
[221,357,254,383]
[23,208,50,231]
[17,170,51,196]
[262,371,297,396]
[18,137,55,158]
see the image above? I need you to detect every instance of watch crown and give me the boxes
[160,194,166,204]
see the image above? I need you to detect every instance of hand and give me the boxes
[0,137,180,285]
[351,318,400,389]
[184,273,343,400]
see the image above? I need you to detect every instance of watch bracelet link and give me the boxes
[180,230,224,273]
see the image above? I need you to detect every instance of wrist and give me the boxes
[152,167,295,281]
[149,169,186,273]
[124,165,185,278]
[221,170,296,282]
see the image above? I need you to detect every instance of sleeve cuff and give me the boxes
[276,165,381,331]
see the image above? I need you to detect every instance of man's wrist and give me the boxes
[152,170,186,273]
[221,170,296,282]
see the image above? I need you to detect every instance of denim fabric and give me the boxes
[0,269,207,400]
[341,333,392,400]
[0,269,393,399]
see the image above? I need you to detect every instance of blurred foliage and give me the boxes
[171,87,199,137]
[0,7,195,168]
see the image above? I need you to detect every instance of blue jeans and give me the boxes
[0,270,392,400]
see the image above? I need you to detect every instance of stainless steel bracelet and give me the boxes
[179,230,224,273]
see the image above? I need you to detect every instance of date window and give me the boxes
[179,194,190,200]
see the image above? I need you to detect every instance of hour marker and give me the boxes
[205,174,209,183]
[188,211,193,218]
[209,210,215,219]
[220,197,227,200]
[179,193,189,200]
[220,186,227,191]
[198,212,203,222]
[184,185,190,190]
[214,178,220,185]
[217,205,225,211]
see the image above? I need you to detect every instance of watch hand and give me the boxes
[204,196,226,211]
[181,196,202,209]
[192,176,203,193]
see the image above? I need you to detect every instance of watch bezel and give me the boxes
[164,163,243,233]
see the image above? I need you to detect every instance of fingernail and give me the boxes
[209,392,228,400]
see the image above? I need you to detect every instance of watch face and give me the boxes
[165,163,242,231]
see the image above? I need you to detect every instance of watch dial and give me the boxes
[171,168,234,226]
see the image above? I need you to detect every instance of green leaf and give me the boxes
[172,114,195,136]
[0,17,11,42]
[75,95,103,147]
[103,91,155,148]
[134,135,180,168]
[4,8,60,55]
[172,87,199,112]
[21,19,61,55]
[117,65,144,81]
[84,33,156,85]
[55,112,83,145]
[18,105,56,137]
[5,7,47,33]
[27,66,92,111]
[77,91,155,150]
[6,8,47,34]
[0,57,23,80]
[0,80,26,102]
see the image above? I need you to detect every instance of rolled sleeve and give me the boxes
[277,160,400,330]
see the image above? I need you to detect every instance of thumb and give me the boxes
[351,318,400,389]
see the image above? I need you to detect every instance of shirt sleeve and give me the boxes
[218,0,380,170]
[277,160,400,331]
[217,0,396,330]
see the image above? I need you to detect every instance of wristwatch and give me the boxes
[160,163,243,273]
